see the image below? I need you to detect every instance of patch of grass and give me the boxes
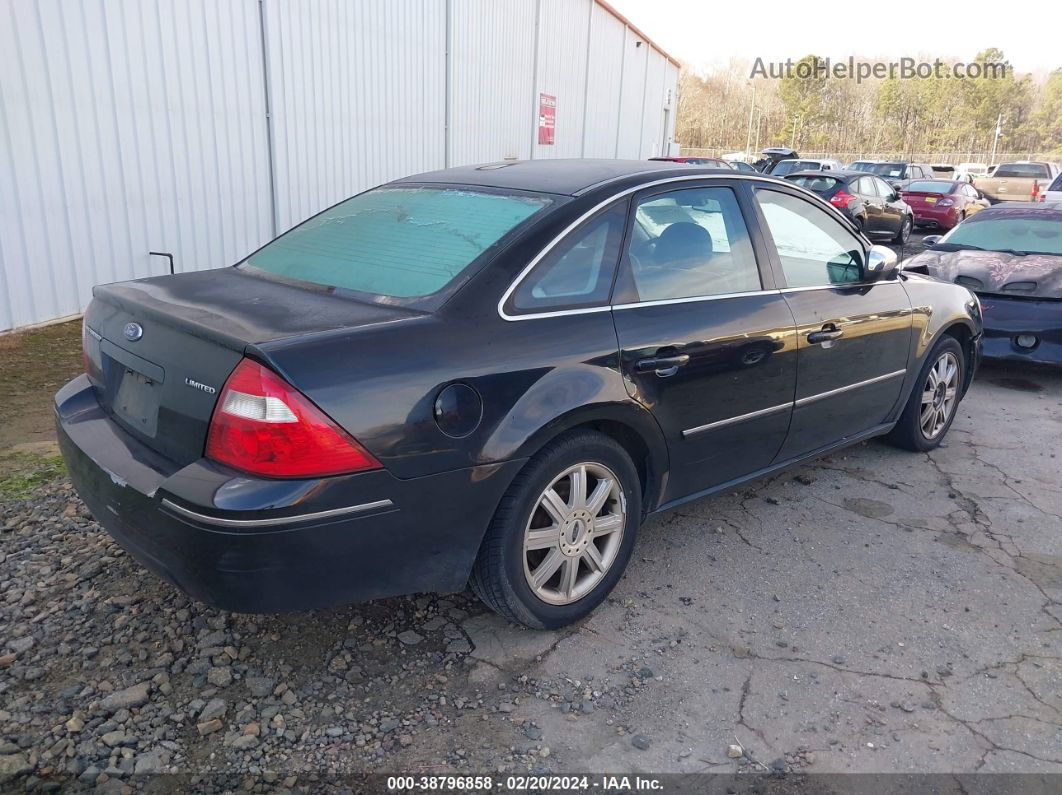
[0,452,67,500]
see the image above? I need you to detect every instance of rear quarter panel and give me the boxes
[257,310,661,483]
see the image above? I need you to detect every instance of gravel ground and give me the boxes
[2,234,1060,791]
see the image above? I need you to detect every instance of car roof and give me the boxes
[393,159,733,196]
[787,169,864,179]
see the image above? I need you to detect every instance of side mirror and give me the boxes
[923,235,942,248]
[865,245,898,281]
[889,192,900,202]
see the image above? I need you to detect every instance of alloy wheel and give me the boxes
[920,351,959,439]
[522,462,626,605]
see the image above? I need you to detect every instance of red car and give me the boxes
[902,179,990,230]
[649,156,730,168]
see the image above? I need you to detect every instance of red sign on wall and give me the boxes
[538,93,556,145]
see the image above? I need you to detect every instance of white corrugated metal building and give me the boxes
[0,0,679,332]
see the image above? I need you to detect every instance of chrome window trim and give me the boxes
[793,369,906,407]
[779,280,902,294]
[161,498,394,528]
[613,289,780,311]
[497,172,862,322]
[682,402,792,437]
[680,369,907,437]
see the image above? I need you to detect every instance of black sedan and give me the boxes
[902,202,1062,365]
[57,160,982,629]
[785,170,913,243]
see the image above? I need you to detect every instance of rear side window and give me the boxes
[241,186,553,304]
[508,201,627,313]
[754,189,864,288]
[994,162,1053,178]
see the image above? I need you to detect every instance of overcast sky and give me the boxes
[608,0,1060,77]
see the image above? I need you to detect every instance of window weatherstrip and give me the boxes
[498,173,855,322]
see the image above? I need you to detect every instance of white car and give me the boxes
[768,158,844,177]
[1040,173,1062,203]
[956,162,989,177]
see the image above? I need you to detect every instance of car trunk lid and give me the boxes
[83,267,424,467]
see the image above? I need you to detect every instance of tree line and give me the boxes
[677,50,1062,160]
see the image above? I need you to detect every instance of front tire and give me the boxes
[469,431,641,629]
[886,337,965,452]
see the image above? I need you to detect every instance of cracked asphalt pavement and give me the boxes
[2,279,1061,788]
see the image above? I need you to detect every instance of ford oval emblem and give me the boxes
[123,322,143,342]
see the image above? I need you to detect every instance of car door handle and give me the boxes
[635,354,690,376]
[807,324,844,345]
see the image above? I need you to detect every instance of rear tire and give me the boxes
[469,431,641,629]
[886,336,965,452]
[894,215,912,244]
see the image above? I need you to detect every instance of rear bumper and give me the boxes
[56,375,523,612]
[978,295,1062,366]
[912,205,959,228]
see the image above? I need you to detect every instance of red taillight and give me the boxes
[205,358,381,478]
[830,190,856,208]
[936,198,954,207]
[1031,181,1040,200]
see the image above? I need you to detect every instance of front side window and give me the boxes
[754,189,865,288]
[618,186,761,302]
[241,186,554,305]
[508,201,627,313]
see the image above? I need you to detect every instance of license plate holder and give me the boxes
[114,368,160,437]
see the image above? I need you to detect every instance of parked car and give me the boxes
[902,179,990,230]
[857,161,936,190]
[768,158,845,177]
[1040,173,1062,203]
[784,170,913,243]
[727,161,758,173]
[904,202,1061,365]
[956,162,989,180]
[975,161,1060,203]
[847,160,877,172]
[754,146,799,172]
[649,156,730,167]
[56,159,982,629]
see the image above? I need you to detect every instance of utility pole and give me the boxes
[990,114,1003,165]
[744,84,756,159]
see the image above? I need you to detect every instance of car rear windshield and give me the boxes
[993,163,1051,179]
[940,212,1062,255]
[240,186,554,304]
[786,175,842,192]
[771,160,822,176]
[905,181,954,194]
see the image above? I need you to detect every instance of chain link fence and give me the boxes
[681,147,1061,165]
